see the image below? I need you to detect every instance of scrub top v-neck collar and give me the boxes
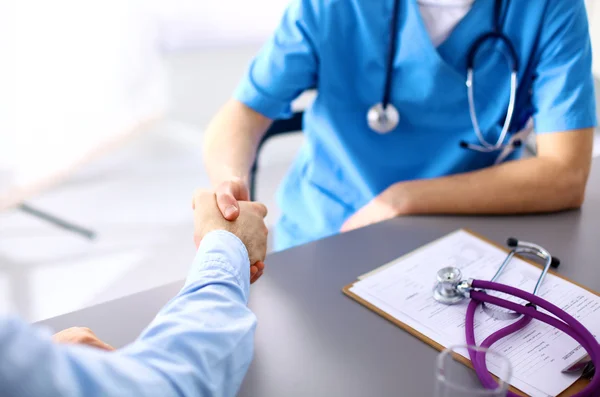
[405,0,493,82]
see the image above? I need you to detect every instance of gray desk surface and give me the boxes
[38,162,600,397]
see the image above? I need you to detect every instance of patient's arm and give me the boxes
[0,231,256,397]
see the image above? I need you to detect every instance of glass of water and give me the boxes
[435,345,512,397]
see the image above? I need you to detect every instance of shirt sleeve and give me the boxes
[531,0,597,134]
[233,0,320,119]
[0,230,256,397]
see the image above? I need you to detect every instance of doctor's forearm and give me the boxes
[387,129,594,215]
[390,157,590,215]
[203,99,273,186]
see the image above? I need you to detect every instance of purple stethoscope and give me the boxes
[433,238,600,396]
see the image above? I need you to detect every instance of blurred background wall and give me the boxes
[0,0,301,323]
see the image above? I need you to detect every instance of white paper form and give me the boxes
[350,230,600,397]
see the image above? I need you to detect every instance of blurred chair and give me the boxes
[18,204,96,239]
[249,111,304,201]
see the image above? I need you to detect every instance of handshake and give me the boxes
[193,178,268,284]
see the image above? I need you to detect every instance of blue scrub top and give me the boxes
[234,0,597,251]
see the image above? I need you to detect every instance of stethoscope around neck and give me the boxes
[369,0,522,154]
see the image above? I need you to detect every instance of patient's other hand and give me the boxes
[53,327,115,351]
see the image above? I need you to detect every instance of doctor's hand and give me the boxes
[53,327,115,351]
[215,178,250,222]
[193,189,268,283]
[340,192,401,233]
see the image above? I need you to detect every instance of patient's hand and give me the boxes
[193,189,268,283]
[53,327,115,351]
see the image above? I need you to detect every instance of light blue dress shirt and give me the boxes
[0,230,256,397]
[234,0,597,251]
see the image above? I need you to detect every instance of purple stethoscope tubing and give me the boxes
[465,280,600,397]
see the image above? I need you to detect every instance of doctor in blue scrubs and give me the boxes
[203,0,596,255]
[0,191,268,396]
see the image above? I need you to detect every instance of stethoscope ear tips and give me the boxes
[460,139,523,152]
[507,237,519,247]
[507,237,561,268]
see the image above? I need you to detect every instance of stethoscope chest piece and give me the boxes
[367,103,399,134]
[433,266,468,305]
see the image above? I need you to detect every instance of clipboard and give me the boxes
[342,228,595,397]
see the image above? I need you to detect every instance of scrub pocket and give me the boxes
[275,143,357,250]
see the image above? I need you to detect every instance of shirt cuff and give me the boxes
[185,230,251,299]
[233,66,293,120]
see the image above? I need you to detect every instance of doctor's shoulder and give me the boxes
[535,0,589,24]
